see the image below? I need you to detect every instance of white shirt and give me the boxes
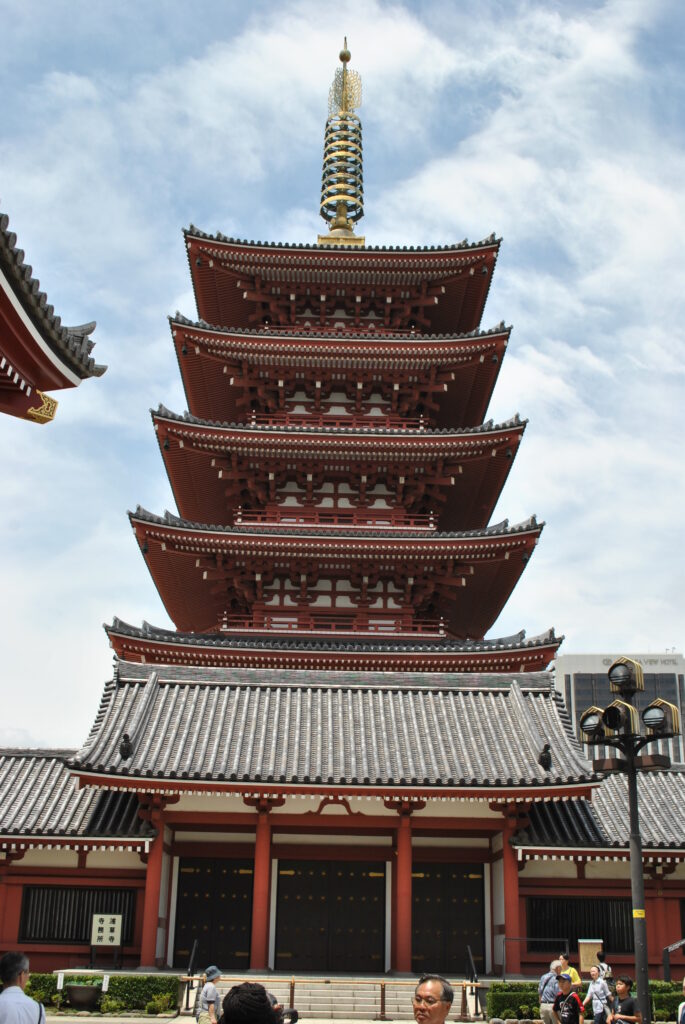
[0,987,46,1024]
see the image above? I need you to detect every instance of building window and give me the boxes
[527,896,633,953]
[19,886,136,945]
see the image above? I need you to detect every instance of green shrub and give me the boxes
[25,975,58,1004]
[145,993,176,1014]
[107,975,180,1012]
[100,996,127,1014]
[487,983,540,1020]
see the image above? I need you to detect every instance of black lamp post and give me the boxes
[579,657,681,1024]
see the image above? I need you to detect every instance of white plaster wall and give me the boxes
[519,860,577,878]
[86,850,144,869]
[17,849,78,867]
[585,861,631,879]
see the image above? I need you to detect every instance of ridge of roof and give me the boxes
[106,617,561,655]
[183,226,501,255]
[152,403,526,438]
[169,310,511,341]
[0,209,106,378]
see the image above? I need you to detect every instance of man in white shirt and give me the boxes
[676,977,685,1024]
[0,953,45,1024]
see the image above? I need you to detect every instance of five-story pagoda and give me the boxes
[109,42,558,675]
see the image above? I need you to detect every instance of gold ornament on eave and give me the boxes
[318,38,365,246]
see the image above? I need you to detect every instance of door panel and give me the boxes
[173,857,253,969]
[411,862,484,974]
[276,859,385,971]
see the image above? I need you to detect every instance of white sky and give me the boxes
[1,0,684,748]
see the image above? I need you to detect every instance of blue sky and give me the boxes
[1,0,684,747]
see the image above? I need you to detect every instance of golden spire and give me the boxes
[318,38,365,247]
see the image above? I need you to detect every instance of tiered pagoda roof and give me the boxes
[129,506,542,639]
[0,208,105,422]
[170,315,508,426]
[184,229,500,334]
[153,404,525,530]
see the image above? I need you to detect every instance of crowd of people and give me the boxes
[537,950,685,1024]
[1,951,684,1024]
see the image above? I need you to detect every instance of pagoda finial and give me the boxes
[318,38,365,247]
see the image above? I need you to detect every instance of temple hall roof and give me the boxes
[0,750,152,848]
[513,768,685,856]
[1,208,106,381]
[68,662,593,795]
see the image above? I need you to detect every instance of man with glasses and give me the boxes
[413,974,453,1024]
[0,952,46,1024]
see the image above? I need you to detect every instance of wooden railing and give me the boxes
[234,507,436,531]
[180,974,485,1021]
[249,411,427,431]
[220,612,446,637]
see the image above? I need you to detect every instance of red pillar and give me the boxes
[502,814,521,974]
[249,808,272,969]
[140,818,165,966]
[395,811,413,973]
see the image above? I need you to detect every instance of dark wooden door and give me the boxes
[173,857,253,969]
[411,862,485,974]
[276,859,385,971]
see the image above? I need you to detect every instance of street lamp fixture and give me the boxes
[580,657,681,1024]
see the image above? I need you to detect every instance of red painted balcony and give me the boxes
[249,411,427,431]
[234,506,436,531]
[219,610,446,637]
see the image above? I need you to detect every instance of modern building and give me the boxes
[0,208,105,422]
[555,652,685,763]
[1,47,684,980]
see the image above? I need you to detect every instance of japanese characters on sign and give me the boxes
[90,914,123,947]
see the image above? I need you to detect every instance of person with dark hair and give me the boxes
[606,977,641,1024]
[559,954,581,992]
[197,966,222,1024]
[596,952,612,983]
[0,952,46,1024]
[413,974,453,1024]
[222,983,279,1024]
[553,974,584,1024]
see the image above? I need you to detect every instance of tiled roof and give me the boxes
[591,769,685,848]
[153,403,526,440]
[69,661,593,790]
[0,209,106,379]
[170,311,510,342]
[0,751,152,842]
[184,226,500,255]
[130,505,541,542]
[513,768,685,851]
[107,617,559,656]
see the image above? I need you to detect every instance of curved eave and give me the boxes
[171,316,507,426]
[129,509,541,636]
[105,620,562,674]
[1,210,105,386]
[152,407,525,529]
[185,231,499,337]
[69,771,596,803]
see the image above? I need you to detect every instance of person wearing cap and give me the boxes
[553,973,585,1024]
[197,966,222,1024]
[559,953,582,992]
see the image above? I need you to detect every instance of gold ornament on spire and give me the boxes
[318,38,365,246]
